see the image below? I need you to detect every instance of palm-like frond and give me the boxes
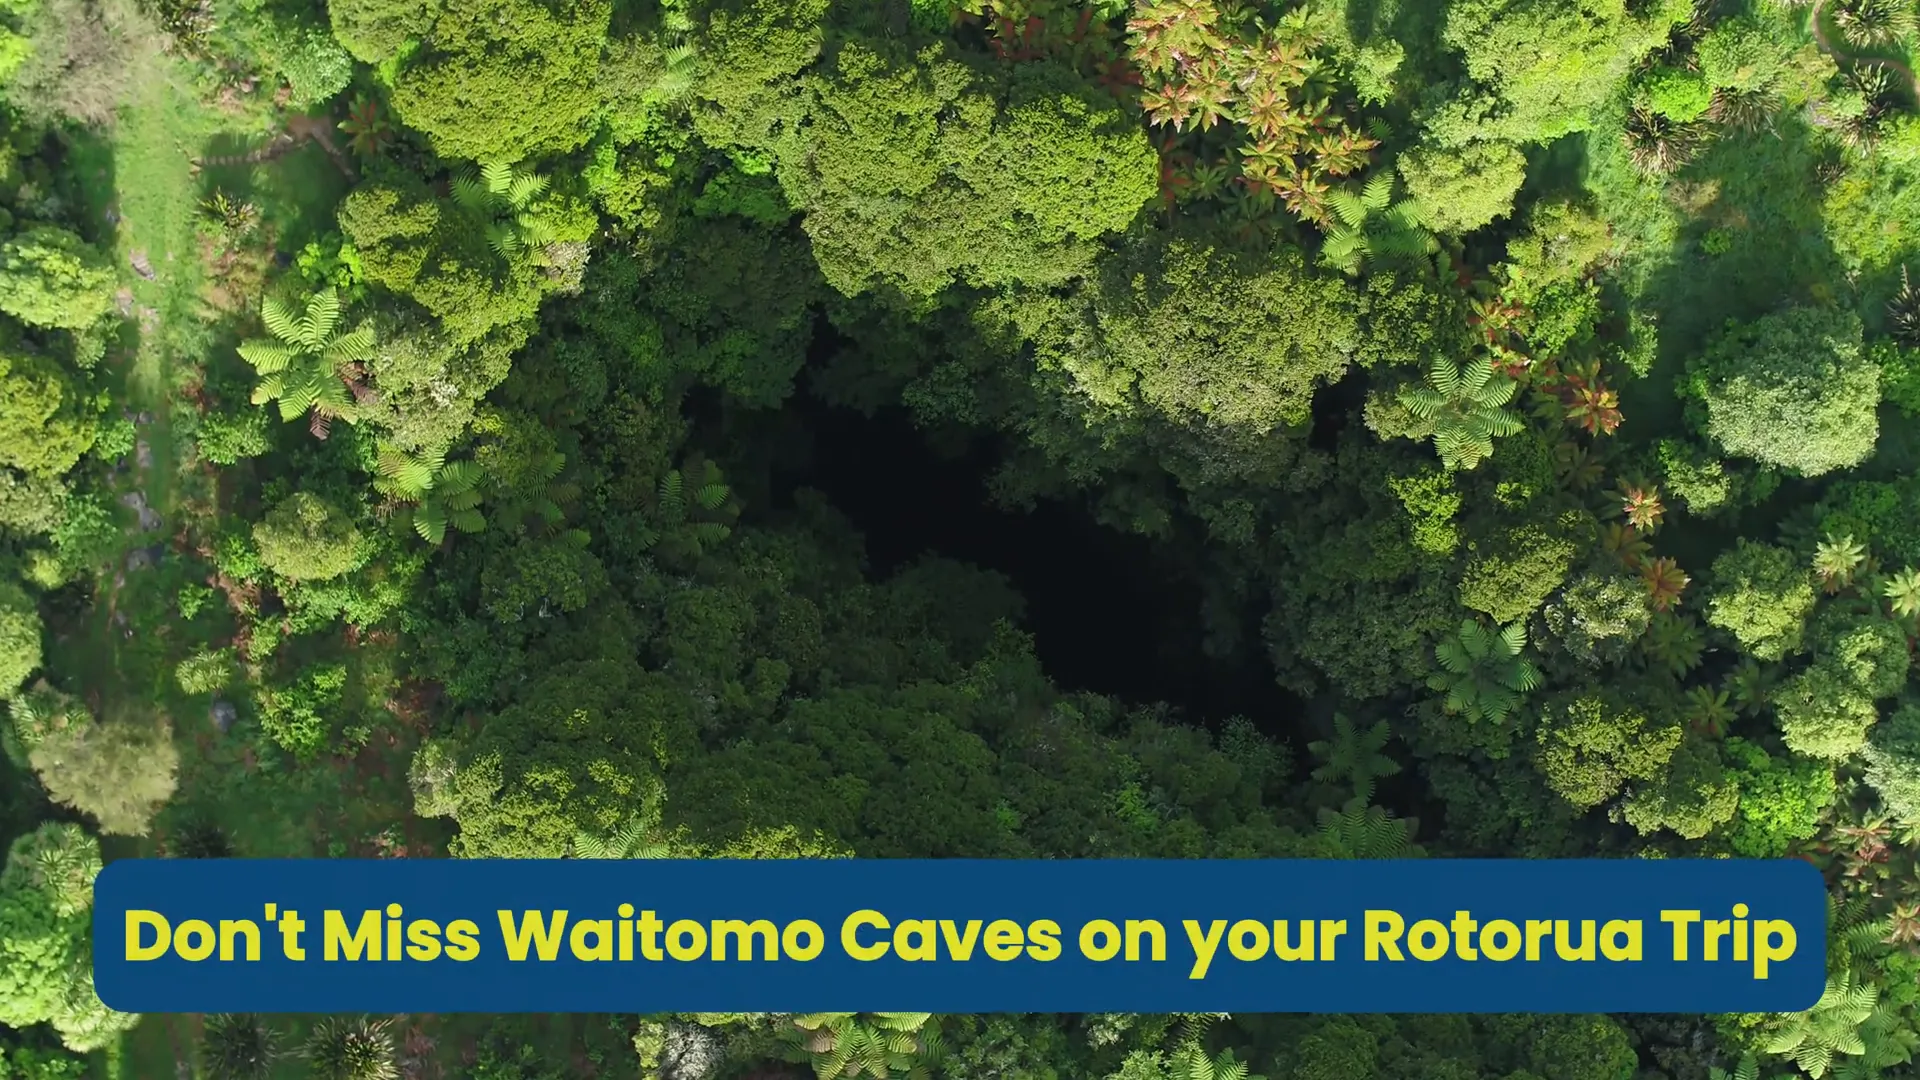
[451,173,491,216]
[572,818,669,858]
[480,160,514,198]
[1327,189,1368,230]
[1308,714,1400,799]
[1360,171,1393,211]
[375,447,440,499]
[435,460,485,499]
[236,339,299,374]
[485,221,520,259]
[1320,227,1366,272]
[297,289,342,348]
[1318,798,1420,858]
[324,324,377,365]
[505,171,549,209]
[260,295,301,343]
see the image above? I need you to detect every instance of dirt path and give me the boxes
[1807,0,1920,100]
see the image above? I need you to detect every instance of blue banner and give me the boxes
[93,858,1827,1014]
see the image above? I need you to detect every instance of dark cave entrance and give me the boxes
[758,388,1305,734]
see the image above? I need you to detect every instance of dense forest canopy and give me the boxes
[1,0,1919,1076]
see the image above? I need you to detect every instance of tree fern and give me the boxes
[1399,353,1522,470]
[1168,1046,1265,1080]
[488,448,572,535]
[1308,714,1400,802]
[1709,1053,1756,1080]
[1428,619,1540,725]
[1317,798,1422,858]
[658,470,686,524]
[642,462,737,562]
[1763,971,1880,1078]
[1319,170,1436,276]
[239,288,374,436]
[783,1014,942,1080]
[375,445,487,545]
[570,818,670,859]
[454,161,559,260]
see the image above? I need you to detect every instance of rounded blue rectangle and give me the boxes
[93,858,1828,1014]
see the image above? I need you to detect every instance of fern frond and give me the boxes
[260,295,300,343]
[325,324,377,366]
[1361,171,1393,210]
[237,339,298,374]
[298,289,341,348]
[480,160,514,197]
[452,172,490,215]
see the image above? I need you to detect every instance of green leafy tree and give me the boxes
[1724,738,1836,857]
[779,40,1156,300]
[1705,541,1818,660]
[1619,736,1738,839]
[1542,572,1652,666]
[0,583,42,698]
[1428,620,1541,725]
[337,183,549,350]
[1535,690,1682,810]
[253,493,367,583]
[0,349,98,478]
[258,663,348,758]
[0,226,115,330]
[410,659,679,858]
[1320,172,1438,275]
[1397,140,1529,235]
[1690,307,1879,477]
[1073,235,1368,439]
[1864,705,1920,826]
[27,703,179,836]
[375,446,486,545]
[238,289,375,439]
[0,823,136,1052]
[1399,352,1524,470]
[1458,518,1581,623]
[1439,0,1690,144]
[1775,665,1880,760]
[353,0,610,161]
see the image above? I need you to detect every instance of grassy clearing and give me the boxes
[67,52,537,1079]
